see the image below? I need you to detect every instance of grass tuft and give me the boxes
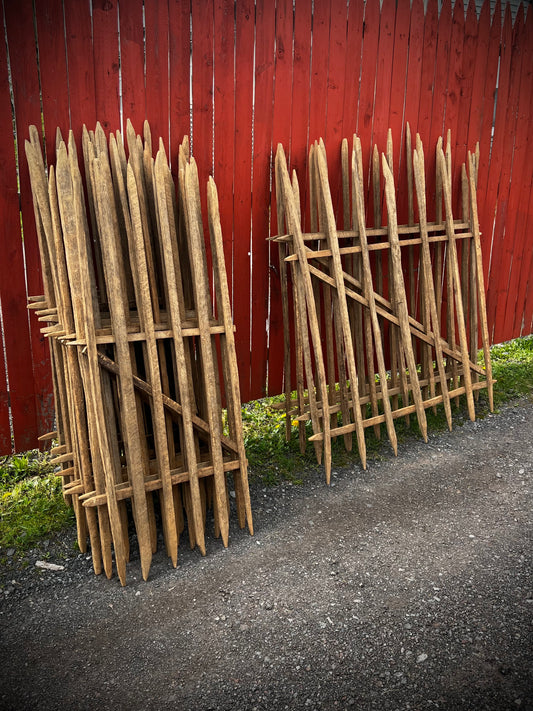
[0,451,75,551]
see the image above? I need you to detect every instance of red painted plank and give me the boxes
[92,0,121,133]
[325,0,348,220]
[5,0,53,447]
[269,0,295,395]
[428,0,452,220]
[290,0,312,230]
[372,0,396,153]
[214,0,236,305]
[341,0,364,143]
[0,33,15,451]
[444,0,465,215]
[308,0,331,149]
[475,0,502,286]
[465,0,491,151]
[0,5,40,452]
[504,13,533,339]
[169,0,191,166]
[492,9,527,342]
[388,0,410,192]
[249,0,276,398]
[119,0,146,134]
[232,0,255,402]
[417,0,439,148]
[192,0,214,181]
[357,0,380,193]
[34,0,70,162]
[63,0,97,142]
[454,0,479,186]
[402,0,425,226]
[483,5,513,338]
[403,0,425,139]
[144,0,170,152]
[191,0,214,287]
[510,9,533,337]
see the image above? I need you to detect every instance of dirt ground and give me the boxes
[0,399,532,710]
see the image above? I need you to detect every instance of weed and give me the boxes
[0,454,74,550]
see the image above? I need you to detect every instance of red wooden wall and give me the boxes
[0,0,531,453]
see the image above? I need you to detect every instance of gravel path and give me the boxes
[1,400,532,710]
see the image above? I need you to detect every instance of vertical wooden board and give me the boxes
[454,0,478,184]
[92,0,121,132]
[232,0,255,402]
[4,0,53,443]
[403,0,425,136]
[0,41,33,452]
[372,0,396,152]
[465,0,491,152]
[388,0,410,200]
[214,0,236,301]
[474,0,501,223]
[308,0,331,147]
[428,0,452,217]
[192,0,214,197]
[269,0,294,396]
[144,0,170,152]
[119,0,146,133]
[444,0,465,215]
[34,0,70,161]
[63,0,97,142]
[0,324,10,453]
[356,0,380,190]
[417,0,438,146]
[490,7,525,341]
[324,0,348,219]
[290,0,312,230]
[510,12,533,337]
[169,0,191,166]
[250,0,276,398]
[496,10,531,342]
[482,6,513,334]
[341,0,364,142]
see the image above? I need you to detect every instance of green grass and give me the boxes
[244,335,533,483]
[0,335,532,556]
[0,451,75,551]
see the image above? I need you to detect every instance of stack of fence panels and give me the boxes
[273,126,494,482]
[25,120,253,585]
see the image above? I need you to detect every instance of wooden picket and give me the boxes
[0,0,532,454]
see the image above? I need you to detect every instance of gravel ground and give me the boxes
[0,399,532,710]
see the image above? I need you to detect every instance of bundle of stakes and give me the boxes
[25,120,253,585]
[273,126,494,482]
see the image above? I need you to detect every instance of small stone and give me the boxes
[6,548,15,557]
[416,653,428,663]
[35,561,64,571]
[264,601,273,610]
[230,490,236,498]
[519,468,525,474]
[135,590,140,596]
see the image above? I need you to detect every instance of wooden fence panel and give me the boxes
[1,0,532,453]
